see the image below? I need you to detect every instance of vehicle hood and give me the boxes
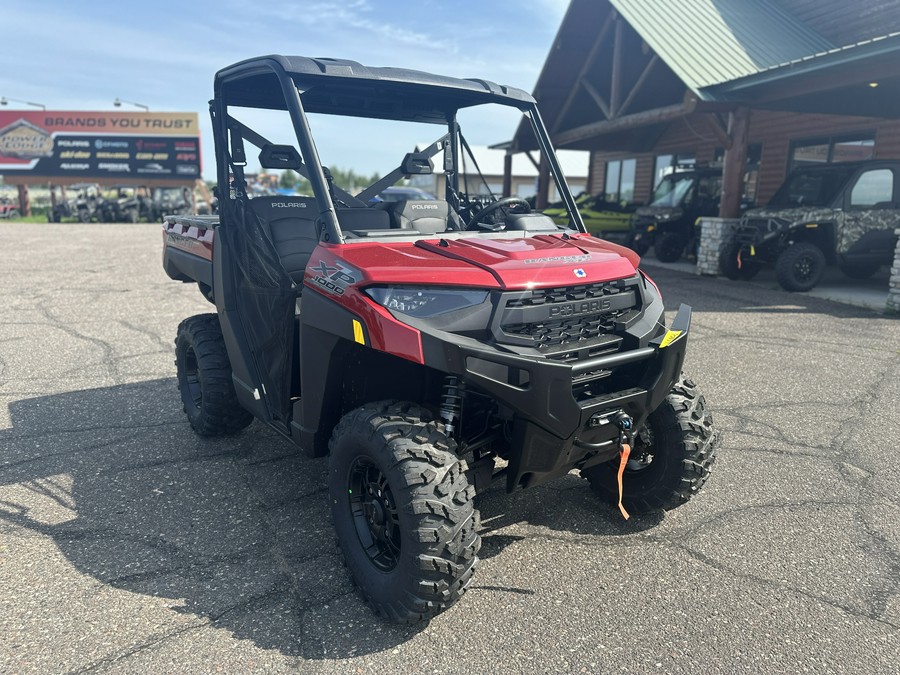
[335,233,639,290]
[743,206,836,223]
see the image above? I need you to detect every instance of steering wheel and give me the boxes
[466,196,531,230]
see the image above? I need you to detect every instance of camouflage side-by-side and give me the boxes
[728,160,900,291]
[738,206,900,255]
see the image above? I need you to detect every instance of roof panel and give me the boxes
[610,0,835,89]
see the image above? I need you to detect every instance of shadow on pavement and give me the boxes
[642,263,890,319]
[0,379,660,659]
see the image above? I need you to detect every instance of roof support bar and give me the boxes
[553,102,690,146]
[551,10,616,132]
[705,113,732,150]
[580,78,611,119]
[617,55,659,118]
[609,18,625,117]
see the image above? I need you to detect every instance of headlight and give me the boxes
[365,286,489,318]
[656,209,683,222]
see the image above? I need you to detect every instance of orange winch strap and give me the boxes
[617,443,631,520]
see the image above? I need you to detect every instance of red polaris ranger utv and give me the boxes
[162,55,718,623]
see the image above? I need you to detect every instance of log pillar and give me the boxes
[719,106,750,218]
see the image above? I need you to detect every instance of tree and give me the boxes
[327,167,381,193]
[279,169,298,189]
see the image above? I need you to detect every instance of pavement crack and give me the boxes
[117,319,174,353]
[68,620,209,674]
[672,540,900,632]
[35,304,125,385]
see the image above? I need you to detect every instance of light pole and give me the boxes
[0,96,46,110]
[113,98,149,111]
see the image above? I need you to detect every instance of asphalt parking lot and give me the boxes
[1,222,899,674]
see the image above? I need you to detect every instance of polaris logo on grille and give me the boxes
[573,268,587,278]
[549,298,612,317]
[271,202,307,208]
[410,204,439,210]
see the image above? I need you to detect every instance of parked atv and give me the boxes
[162,55,719,623]
[544,192,635,241]
[47,185,74,222]
[0,197,20,220]
[70,184,104,223]
[727,161,900,291]
[630,166,723,262]
[148,186,193,221]
[99,186,150,223]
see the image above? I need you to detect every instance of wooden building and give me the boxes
[510,0,900,213]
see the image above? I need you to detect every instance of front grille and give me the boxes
[736,217,790,245]
[504,313,625,349]
[735,220,763,245]
[499,280,639,359]
[505,281,629,308]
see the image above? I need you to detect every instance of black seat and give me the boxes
[376,199,458,234]
[249,196,319,283]
[336,206,393,234]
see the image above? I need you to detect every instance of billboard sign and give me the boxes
[0,111,201,181]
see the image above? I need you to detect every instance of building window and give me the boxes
[789,134,875,171]
[833,138,876,163]
[605,162,620,200]
[605,158,637,203]
[653,153,695,188]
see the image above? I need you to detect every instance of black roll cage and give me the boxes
[211,55,586,240]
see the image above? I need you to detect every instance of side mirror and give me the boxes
[400,152,434,176]
[259,144,303,170]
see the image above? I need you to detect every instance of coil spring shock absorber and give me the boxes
[439,375,464,437]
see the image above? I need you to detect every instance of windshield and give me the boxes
[154,187,185,201]
[649,174,695,207]
[225,95,579,238]
[768,167,856,208]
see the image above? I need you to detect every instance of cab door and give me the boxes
[839,167,900,263]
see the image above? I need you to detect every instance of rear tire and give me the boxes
[775,242,826,292]
[78,208,91,223]
[329,401,480,623]
[627,232,651,256]
[654,232,686,263]
[582,376,718,514]
[174,313,253,436]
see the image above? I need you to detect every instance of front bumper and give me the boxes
[631,217,657,244]
[420,304,692,490]
[734,217,792,259]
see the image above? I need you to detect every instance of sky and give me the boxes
[1,0,570,180]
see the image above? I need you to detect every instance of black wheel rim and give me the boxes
[183,346,202,409]
[793,254,816,281]
[347,457,401,571]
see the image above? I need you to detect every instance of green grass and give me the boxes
[3,214,48,224]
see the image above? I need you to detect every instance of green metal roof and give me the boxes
[610,0,835,91]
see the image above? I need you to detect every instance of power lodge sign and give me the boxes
[0,111,201,181]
